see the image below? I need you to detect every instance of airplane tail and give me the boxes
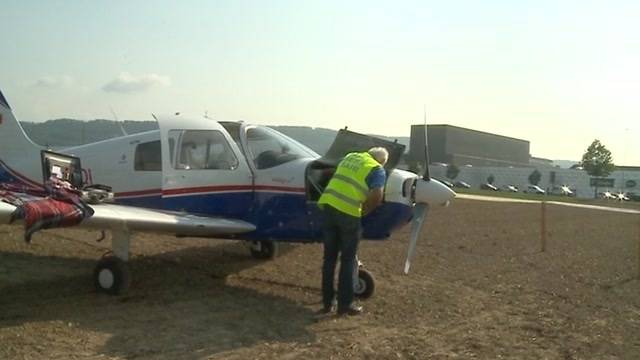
[0,89,44,186]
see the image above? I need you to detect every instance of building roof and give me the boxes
[427,124,529,144]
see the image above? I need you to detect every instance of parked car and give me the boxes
[560,185,574,196]
[524,185,545,194]
[436,178,454,188]
[600,190,616,200]
[504,185,519,193]
[481,183,499,191]
[551,185,575,197]
[453,180,471,189]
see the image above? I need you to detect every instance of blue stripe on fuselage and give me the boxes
[120,191,413,242]
[121,191,320,241]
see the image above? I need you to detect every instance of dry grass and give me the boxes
[1,200,639,359]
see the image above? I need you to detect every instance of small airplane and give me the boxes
[615,191,630,201]
[0,89,456,296]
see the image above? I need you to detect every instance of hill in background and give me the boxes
[20,119,410,155]
[20,119,158,147]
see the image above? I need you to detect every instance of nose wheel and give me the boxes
[353,258,375,299]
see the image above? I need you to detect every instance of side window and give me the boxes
[170,130,239,170]
[134,141,161,171]
[246,127,306,169]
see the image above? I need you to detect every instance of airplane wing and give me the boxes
[0,201,256,237]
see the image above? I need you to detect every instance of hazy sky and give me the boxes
[1,1,638,164]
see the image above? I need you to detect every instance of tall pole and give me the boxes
[622,128,628,192]
[637,215,640,279]
[540,201,547,252]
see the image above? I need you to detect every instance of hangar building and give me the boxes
[409,124,530,167]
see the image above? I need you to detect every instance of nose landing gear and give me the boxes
[354,257,375,299]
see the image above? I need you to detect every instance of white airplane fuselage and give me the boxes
[0,107,420,243]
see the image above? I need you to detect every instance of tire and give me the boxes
[354,268,375,299]
[249,241,278,260]
[94,255,131,295]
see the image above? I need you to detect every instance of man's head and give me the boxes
[368,147,389,166]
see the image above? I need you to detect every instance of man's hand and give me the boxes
[362,187,384,216]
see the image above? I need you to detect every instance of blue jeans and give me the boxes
[321,205,361,311]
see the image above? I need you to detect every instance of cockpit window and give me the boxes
[246,126,318,169]
[169,130,239,170]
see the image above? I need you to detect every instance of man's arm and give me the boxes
[362,166,386,216]
[362,187,384,216]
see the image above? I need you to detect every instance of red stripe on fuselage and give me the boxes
[115,188,163,198]
[161,184,305,197]
[254,185,305,193]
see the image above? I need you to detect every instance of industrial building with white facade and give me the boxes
[409,124,640,199]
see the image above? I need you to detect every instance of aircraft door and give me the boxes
[158,116,254,218]
[240,125,319,239]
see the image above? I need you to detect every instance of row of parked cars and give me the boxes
[600,190,632,201]
[436,179,564,195]
[435,179,640,201]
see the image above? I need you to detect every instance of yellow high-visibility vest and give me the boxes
[318,152,381,217]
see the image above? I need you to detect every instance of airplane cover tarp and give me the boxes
[320,129,406,170]
[0,178,94,242]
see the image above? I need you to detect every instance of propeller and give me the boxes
[403,116,456,274]
[404,202,428,274]
[403,179,455,274]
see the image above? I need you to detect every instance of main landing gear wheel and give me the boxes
[93,254,131,295]
[249,240,279,259]
[354,268,375,299]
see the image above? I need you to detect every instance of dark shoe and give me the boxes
[337,305,363,316]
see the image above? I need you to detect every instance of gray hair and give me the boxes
[368,147,389,165]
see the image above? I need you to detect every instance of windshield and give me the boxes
[246,126,318,169]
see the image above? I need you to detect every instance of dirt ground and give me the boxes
[1,199,640,359]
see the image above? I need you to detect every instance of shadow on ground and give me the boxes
[0,241,315,359]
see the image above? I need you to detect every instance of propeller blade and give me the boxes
[404,203,429,274]
[422,110,431,180]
